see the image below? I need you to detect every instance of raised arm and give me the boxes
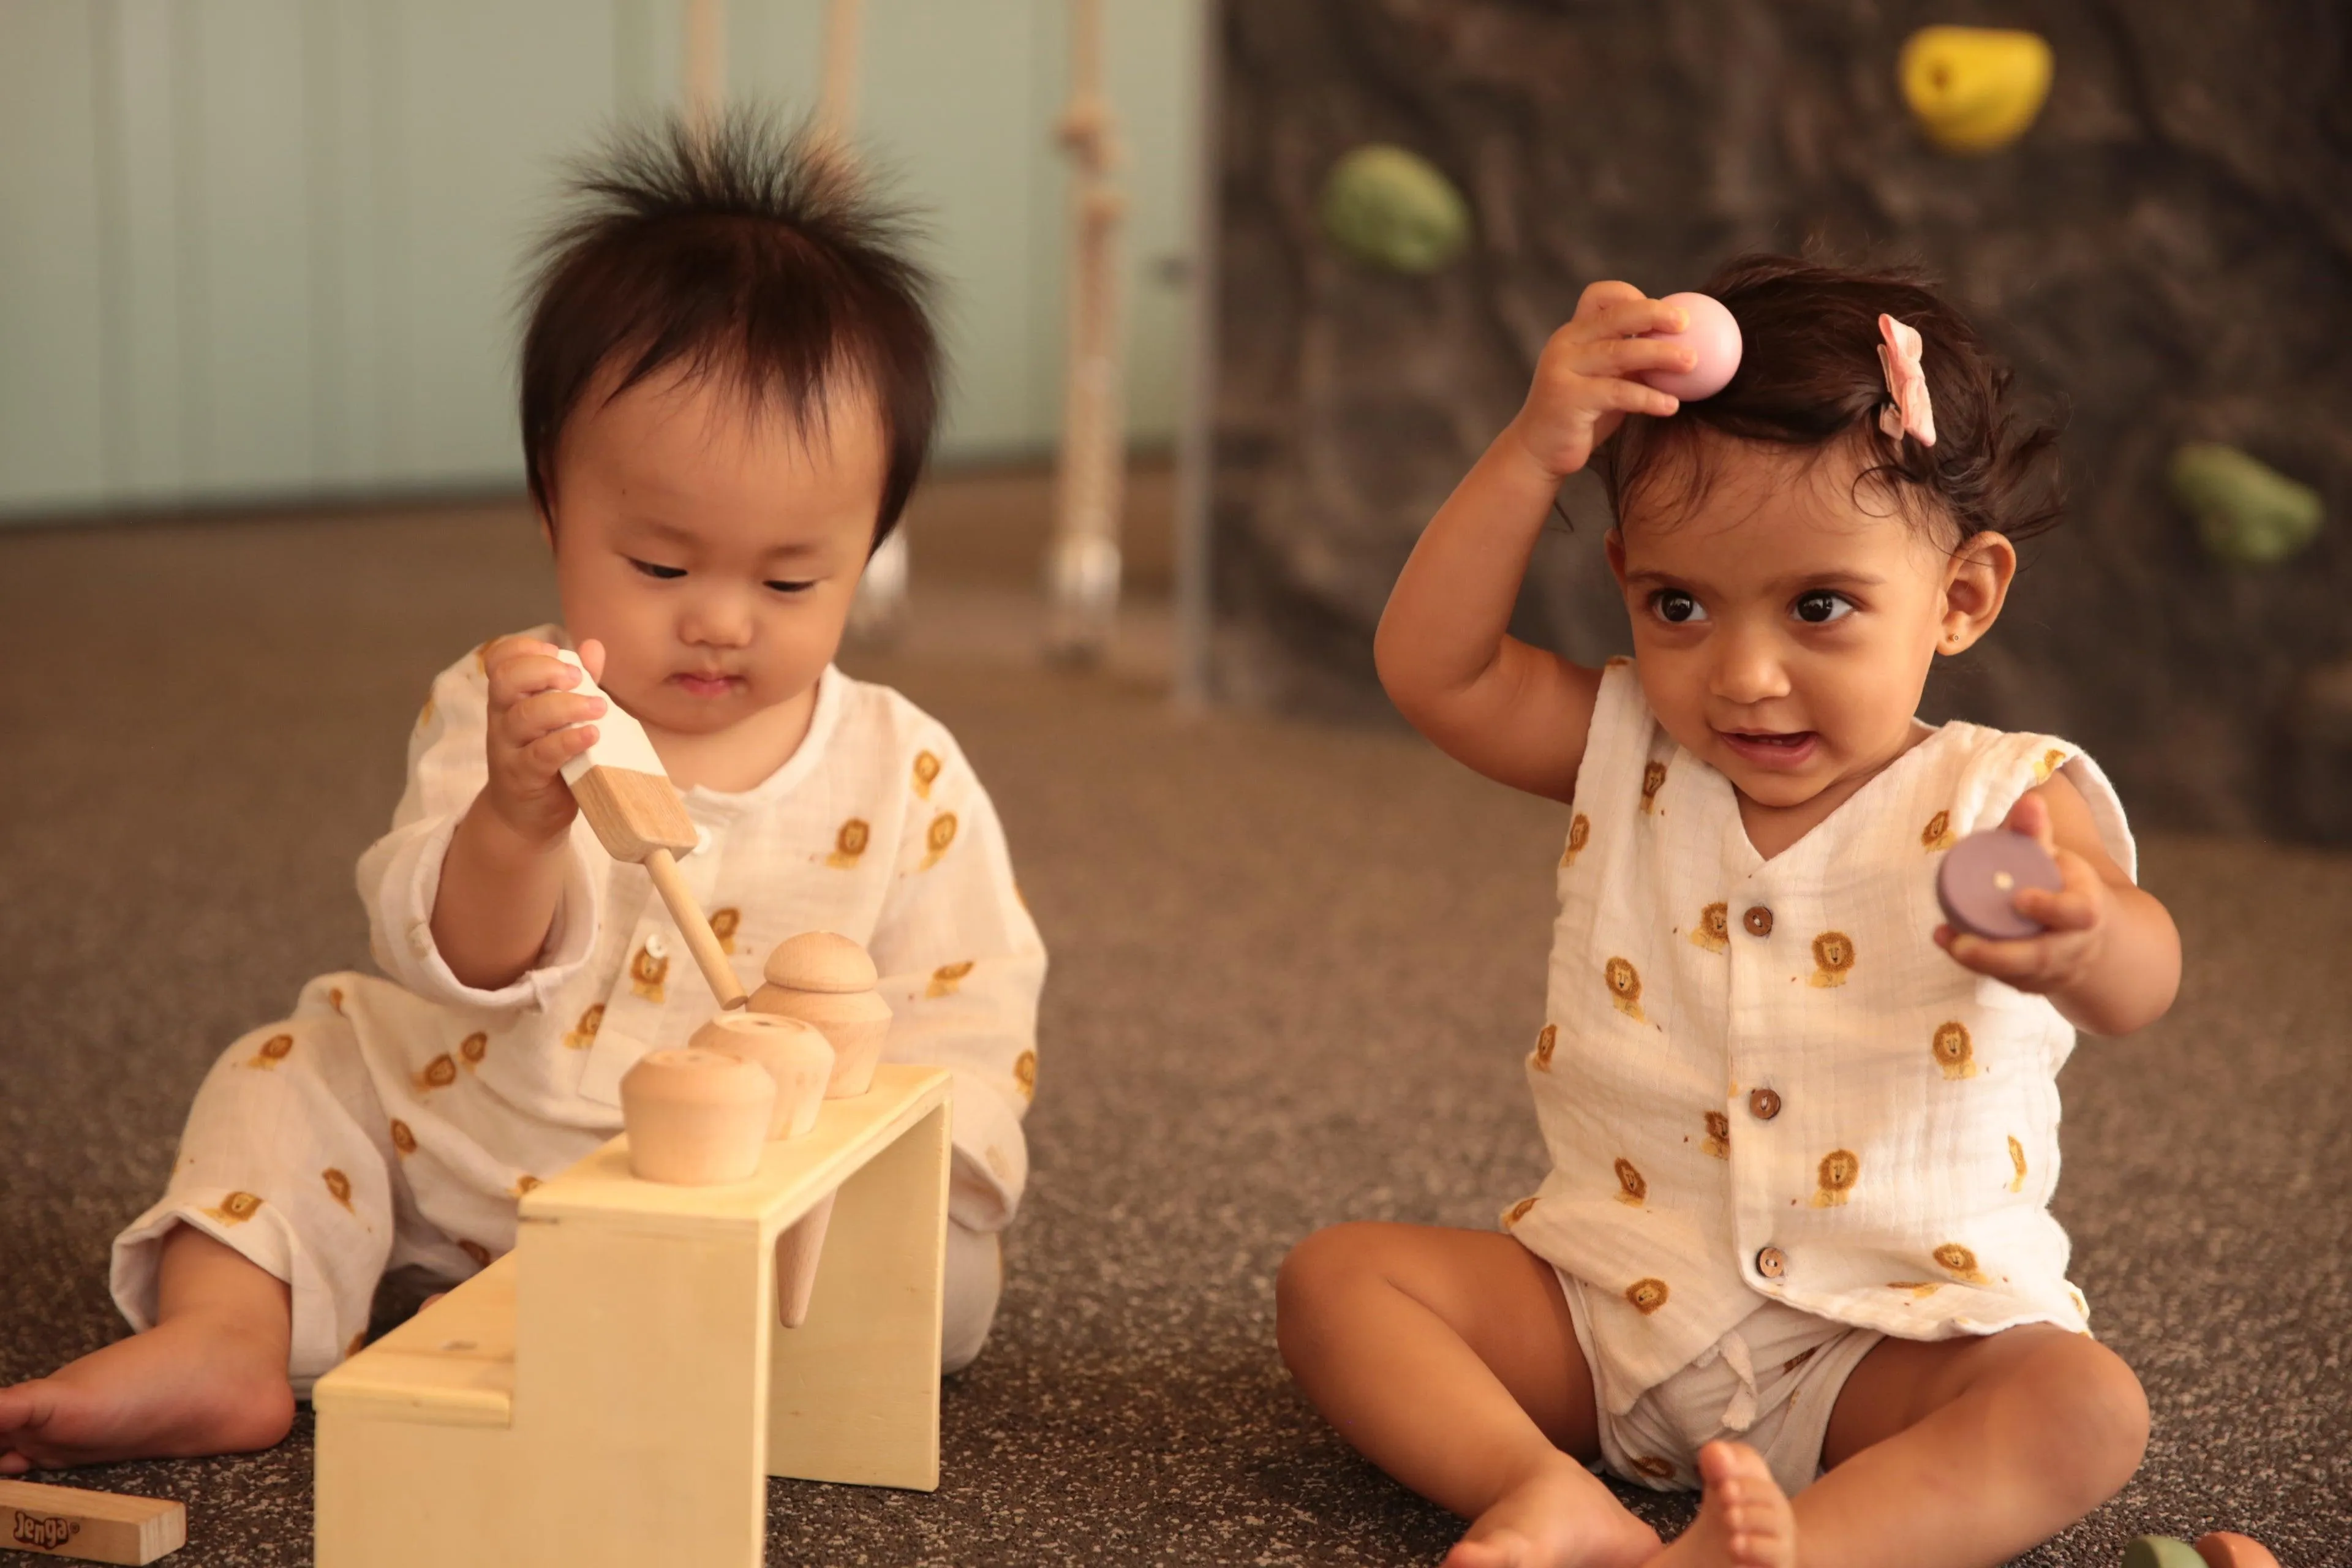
[429,636,608,990]
[1373,282,1692,802]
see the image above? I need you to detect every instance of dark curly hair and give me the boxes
[519,110,940,548]
[1592,254,2064,546]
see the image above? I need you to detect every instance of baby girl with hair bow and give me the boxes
[1278,255,2179,1568]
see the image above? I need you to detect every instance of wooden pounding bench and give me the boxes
[314,1064,952,1568]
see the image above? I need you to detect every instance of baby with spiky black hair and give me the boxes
[0,113,1046,1472]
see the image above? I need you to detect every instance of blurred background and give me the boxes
[0,0,1202,503]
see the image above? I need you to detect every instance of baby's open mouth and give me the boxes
[1717,729,1820,766]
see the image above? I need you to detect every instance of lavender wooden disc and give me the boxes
[1937,829,2062,940]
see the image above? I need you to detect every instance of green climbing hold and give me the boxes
[2169,443,2324,566]
[2122,1538,2209,1568]
[1318,145,1471,275]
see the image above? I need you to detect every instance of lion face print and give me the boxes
[389,1118,417,1156]
[630,944,668,1003]
[709,907,741,955]
[1702,1111,1730,1159]
[1504,1196,1539,1227]
[1922,809,1957,851]
[414,1054,458,1092]
[206,1191,264,1225]
[1629,1455,1676,1482]
[2008,1135,2028,1193]
[459,1031,488,1070]
[244,1032,295,1070]
[1808,931,1856,988]
[1689,902,1730,954]
[458,1240,492,1270]
[1531,1023,1558,1071]
[1885,1281,1944,1300]
[1560,813,1591,868]
[1932,1243,1988,1283]
[1014,1049,1038,1101]
[1811,1148,1860,1207]
[921,811,960,869]
[1932,1020,1977,1080]
[1613,1158,1648,1206]
[1641,761,1668,813]
[1624,1277,1669,1315]
[323,1168,353,1212]
[1604,957,1645,1022]
[913,750,943,799]
[927,960,976,998]
[564,1003,605,1052]
[513,1174,543,1198]
[328,987,345,1014]
[2034,747,2067,783]
[827,818,871,869]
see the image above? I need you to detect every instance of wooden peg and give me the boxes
[2195,1534,2282,1568]
[553,650,746,1010]
[619,1049,774,1185]
[0,1479,185,1565]
[690,1014,833,1141]
[750,932,892,1097]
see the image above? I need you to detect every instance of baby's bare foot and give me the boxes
[0,1314,293,1473]
[1645,1442,1795,1568]
[1444,1454,1662,1568]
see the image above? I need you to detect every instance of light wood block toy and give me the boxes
[0,1479,184,1564]
[2126,1534,2283,1568]
[554,649,745,1010]
[313,1062,952,1568]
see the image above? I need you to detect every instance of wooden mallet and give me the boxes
[554,649,745,1011]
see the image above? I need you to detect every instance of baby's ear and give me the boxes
[1942,529,2017,638]
[1603,527,1629,588]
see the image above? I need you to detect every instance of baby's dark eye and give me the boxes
[1652,590,1708,625]
[763,579,817,595]
[1793,590,1854,625]
[630,559,686,581]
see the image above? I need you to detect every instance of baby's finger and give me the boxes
[1589,375,1681,420]
[1579,336,1699,380]
[1572,279,1649,320]
[2011,883,2098,932]
[1577,293,1687,344]
[1942,930,2050,986]
[2001,790,2056,853]
[525,722,600,779]
[505,688,605,747]
[578,638,608,685]
[482,635,558,680]
[489,650,586,711]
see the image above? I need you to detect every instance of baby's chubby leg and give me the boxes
[1276,1223,1660,1568]
[1793,1322,2148,1567]
[0,1225,295,1474]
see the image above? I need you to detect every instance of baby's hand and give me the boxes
[479,636,608,848]
[1934,792,2110,997]
[1510,282,1692,478]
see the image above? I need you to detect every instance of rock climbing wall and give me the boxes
[1208,0,2351,842]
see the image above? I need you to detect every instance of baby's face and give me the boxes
[1607,439,1990,813]
[542,366,885,743]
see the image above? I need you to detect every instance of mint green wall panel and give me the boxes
[0,2,108,511]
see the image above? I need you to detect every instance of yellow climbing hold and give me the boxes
[1899,27,2054,154]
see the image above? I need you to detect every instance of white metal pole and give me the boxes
[1044,0,1128,664]
[1170,0,1218,708]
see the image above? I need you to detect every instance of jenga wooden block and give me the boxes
[0,1479,185,1565]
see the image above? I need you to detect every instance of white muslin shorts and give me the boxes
[1558,1267,1883,1498]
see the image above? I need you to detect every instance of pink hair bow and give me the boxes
[1875,313,1936,448]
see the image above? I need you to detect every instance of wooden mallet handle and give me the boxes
[644,849,748,1010]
